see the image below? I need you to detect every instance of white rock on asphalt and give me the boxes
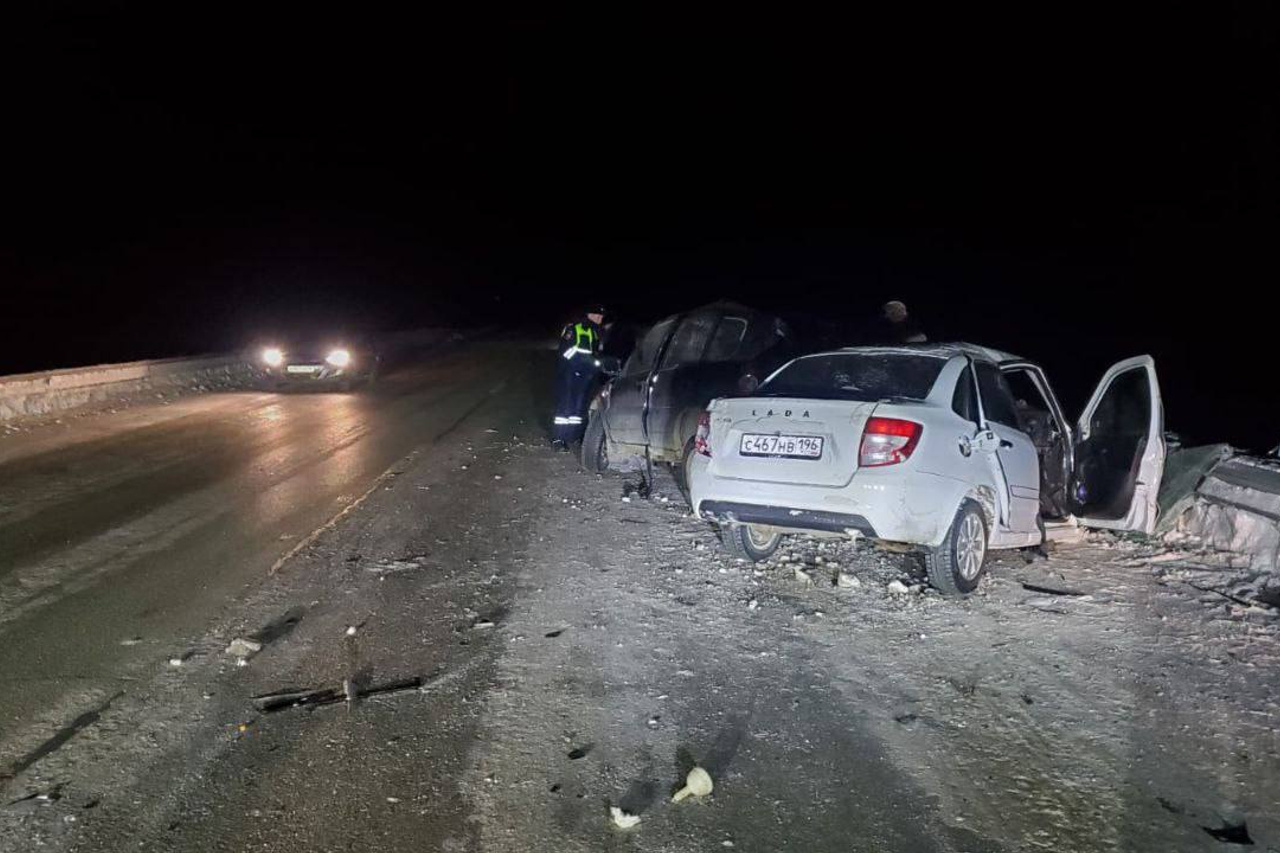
[886,579,911,595]
[837,572,861,589]
[794,567,813,584]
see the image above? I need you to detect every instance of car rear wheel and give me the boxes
[720,524,782,562]
[580,411,610,473]
[923,500,988,596]
[673,437,696,502]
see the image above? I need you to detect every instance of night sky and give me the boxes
[3,7,1277,449]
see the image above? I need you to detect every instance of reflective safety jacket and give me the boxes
[559,319,602,362]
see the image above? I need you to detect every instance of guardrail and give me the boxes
[0,328,460,424]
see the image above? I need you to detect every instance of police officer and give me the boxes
[552,305,605,449]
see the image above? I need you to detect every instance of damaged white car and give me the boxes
[687,345,1165,594]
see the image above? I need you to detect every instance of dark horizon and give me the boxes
[3,6,1277,449]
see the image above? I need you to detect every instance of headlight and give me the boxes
[326,348,351,367]
[262,347,284,367]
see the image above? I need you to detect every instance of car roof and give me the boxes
[826,342,1023,364]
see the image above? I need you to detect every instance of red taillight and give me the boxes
[859,417,923,467]
[695,410,712,457]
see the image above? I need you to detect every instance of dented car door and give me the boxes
[1070,356,1165,534]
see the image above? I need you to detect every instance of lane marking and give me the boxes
[269,378,507,576]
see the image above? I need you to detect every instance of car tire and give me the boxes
[673,437,696,500]
[580,411,610,473]
[923,500,989,596]
[720,524,782,562]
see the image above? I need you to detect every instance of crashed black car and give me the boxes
[257,335,380,390]
[581,301,793,486]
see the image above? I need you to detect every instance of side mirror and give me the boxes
[737,373,760,396]
[594,355,622,376]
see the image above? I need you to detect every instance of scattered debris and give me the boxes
[3,693,123,780]
[1021,582,1086,597]
[252,676,424,714]
[836,572,861,589]
[544,628,565,638]
[225,638,263,659]
[886,580,911,595]
[1202,818,1254,845]
[566,744,593,760]
[794,566,813,584]
[610,806,641,829]
[672,766,714,802]
[345,625,359,637]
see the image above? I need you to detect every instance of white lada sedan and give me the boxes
[687,344,1164,595]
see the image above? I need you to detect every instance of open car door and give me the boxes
[1070,356,1165,534]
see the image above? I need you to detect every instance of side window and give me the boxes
[951,365,978,423]
[623,318,675,376]
[704,316,748,362]
[975,363,1021,430]
[1090,368,1151,437]
[660,313,718,368]
[1003,368,1052,415]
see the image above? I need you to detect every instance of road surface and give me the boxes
[1,339,1276,852]
[0,339,521,772]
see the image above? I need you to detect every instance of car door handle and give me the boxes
[1000,439,1014,449]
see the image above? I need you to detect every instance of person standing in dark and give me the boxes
[878,300,927,344]
[551,305,606,449]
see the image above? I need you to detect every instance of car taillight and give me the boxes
[859,417,923,467]
[695,410,712,457]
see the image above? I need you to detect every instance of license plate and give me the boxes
[739,433,824,459]
[286,364,321,374]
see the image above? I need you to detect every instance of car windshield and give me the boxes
[759,352,947,402]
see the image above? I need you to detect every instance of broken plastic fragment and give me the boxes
[672,766,713,802]
[226,637,264,658]
[610,806,641,829]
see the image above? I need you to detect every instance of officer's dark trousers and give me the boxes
[553,358,595,443]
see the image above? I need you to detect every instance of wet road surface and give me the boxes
[0,340,516,773]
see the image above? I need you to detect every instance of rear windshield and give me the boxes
[759,353,947,402]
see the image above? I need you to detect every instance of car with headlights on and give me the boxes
[258,336,380,390]
[687,344,1164,595]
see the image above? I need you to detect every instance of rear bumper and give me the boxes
[687,452,965,547]
[699,500,877,537]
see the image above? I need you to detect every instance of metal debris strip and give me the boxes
[1020,582,1087,597]
[2,693,124,781]
[252,677,424,714]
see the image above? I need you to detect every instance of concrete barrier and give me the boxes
[0,354,255,423]
[0,327,462,424]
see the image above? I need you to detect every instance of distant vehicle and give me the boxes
[257,335,380,391]
[688,344,1165,594]
[580,301,793,486]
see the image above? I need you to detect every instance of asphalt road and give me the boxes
[0,339,522,776]
[2,339,1274,852]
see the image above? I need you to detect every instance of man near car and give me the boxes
[552,305,606,449]
[879,300,927,344]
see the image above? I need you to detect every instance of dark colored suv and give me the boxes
[580,301,792,486]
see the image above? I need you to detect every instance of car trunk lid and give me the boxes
[706,397,878,487]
